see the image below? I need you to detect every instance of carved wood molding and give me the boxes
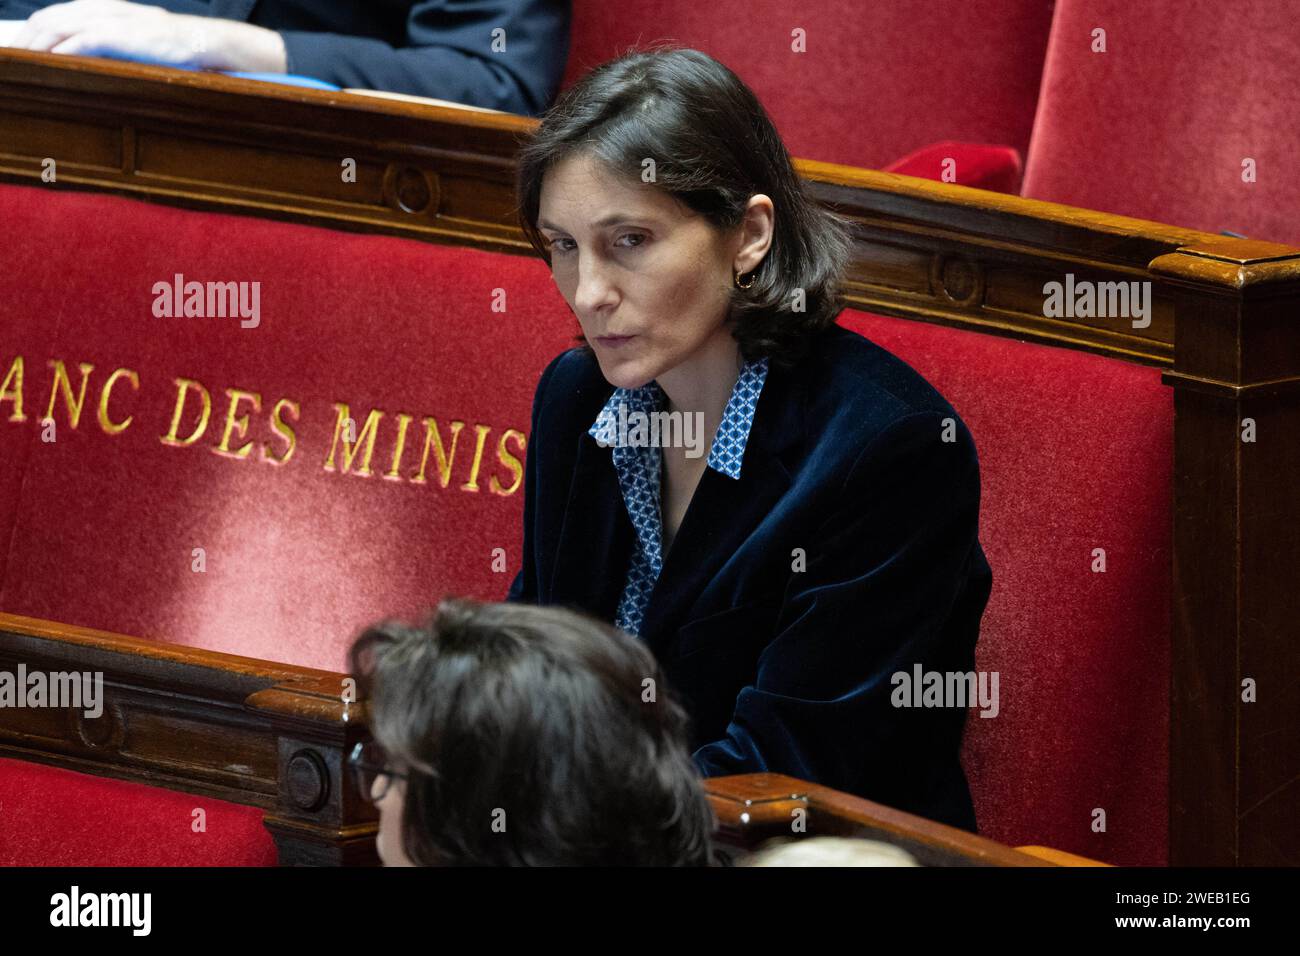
[7,49,1294,368]
[0,612,376,864]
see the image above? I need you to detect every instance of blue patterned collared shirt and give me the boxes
[587,357,770,637]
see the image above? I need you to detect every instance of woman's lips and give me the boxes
[595,334,637,348]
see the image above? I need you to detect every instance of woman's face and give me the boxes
[374,772,414,866]
[538,152,768,391]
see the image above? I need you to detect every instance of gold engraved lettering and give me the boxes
[215,388,262,459]
[261,398,299,466]
[461,424,491,492]
[45,360,94,429]
[384,413,413,482]
[97,368,140,435]
[490,428,526,496]
[410,418,464,487]
[0,356,26,422]
[161,377,213,447]
[325,403,383,476]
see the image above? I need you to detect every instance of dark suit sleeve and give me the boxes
[279,0,571,115]
[505,350,567,603]
[0,0,42,15]
[691,411,986,815]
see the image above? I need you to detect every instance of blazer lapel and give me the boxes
[549,430,634,621]
[637,362,806,656]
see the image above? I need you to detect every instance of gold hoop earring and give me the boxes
[734,268,755,289]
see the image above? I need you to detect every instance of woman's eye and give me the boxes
[549,238,576,254]
[616,233,646,248]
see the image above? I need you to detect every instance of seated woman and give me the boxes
[347,597,714,866]
[508,46,993,831]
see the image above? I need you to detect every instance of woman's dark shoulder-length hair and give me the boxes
[348,597,715,866]
[516,45,855,368]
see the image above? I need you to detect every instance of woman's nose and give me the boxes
[574,257,617,314]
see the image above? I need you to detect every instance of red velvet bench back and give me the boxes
[1021,0,1300,246]
[0,181,575,671]
[563,0,1054,172]
[840,310,1172,866]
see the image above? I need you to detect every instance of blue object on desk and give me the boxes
[223,72,340,91]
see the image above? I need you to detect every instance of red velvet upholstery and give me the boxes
[0,233,45,594]
[0,758,277,866]
[1022,0,1300,244]
[839,309,1171,866]
[563,0,1053,173]
[885,142,1023,194]
[0,182,576,672]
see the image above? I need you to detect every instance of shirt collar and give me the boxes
[588,356,770,480]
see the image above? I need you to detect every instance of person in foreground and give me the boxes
[508,46,993,831]
[347,597,715,866]
[746,837,920,867]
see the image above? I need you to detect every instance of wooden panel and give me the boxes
[1153,244,1300,865]
[0,50,528,252]
[134,131,389,206]
[0,109,121,170]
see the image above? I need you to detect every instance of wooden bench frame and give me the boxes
[0,613,1071,866]
[0,50,1296,866]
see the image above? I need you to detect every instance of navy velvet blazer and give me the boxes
[507,323,993,831]
[0,0,571,116]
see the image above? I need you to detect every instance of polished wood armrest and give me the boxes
[1014,845,1109,867]
[705,773,1098,866]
